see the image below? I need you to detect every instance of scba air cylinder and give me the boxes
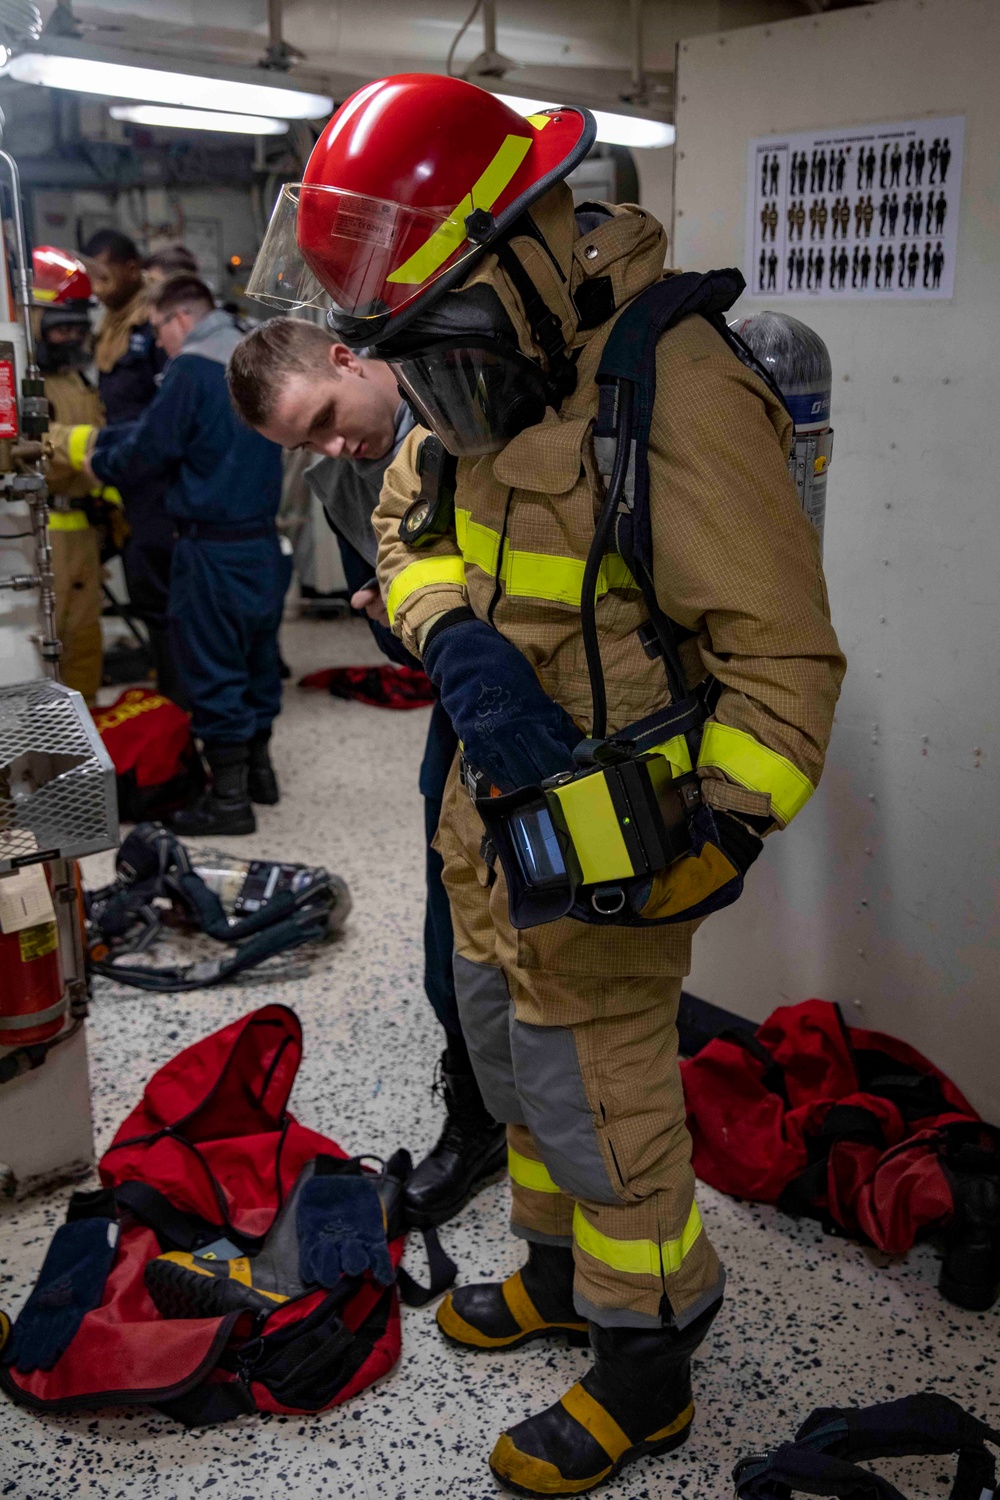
[732,311,833,551]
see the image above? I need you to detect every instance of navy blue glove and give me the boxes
[3,1216,119,1373]
[422,611,582,794]
[297,1175,394,1289]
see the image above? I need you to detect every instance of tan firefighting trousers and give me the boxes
[436,762,724,1331]
[50,520,103,704]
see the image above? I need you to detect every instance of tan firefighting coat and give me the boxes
[374,186,845,971]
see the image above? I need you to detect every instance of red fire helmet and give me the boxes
[247,74,595,344]
[32,246,92,308]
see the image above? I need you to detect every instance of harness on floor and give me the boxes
[0,1006,456,1425]
[85,822,351,991]
[732,1393,1000,1500]
[470,268,793,928]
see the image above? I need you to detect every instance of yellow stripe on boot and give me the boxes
[436,1267,588,1352]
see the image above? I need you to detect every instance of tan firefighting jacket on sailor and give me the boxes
[373,186,845,968]
[46,369,104,498]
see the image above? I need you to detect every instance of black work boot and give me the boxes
[169,742,256,837]
[437,1240,587,1352]
[490,1298,722,1496]
[247,729,280,805]
[404,1045,507,1230]
[938,1125,1000,1311]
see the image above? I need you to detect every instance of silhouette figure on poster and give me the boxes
[865,146,876,189]
[903,191,913,234]
[806,247,815,289]
[817,197,829,239]
[888,191,899,235]
[905,139,915,184]
[928,138,940,184]
[890,141,902,186]
[835,149,846,191]
[939,137,952,183]
[854,197,865,236]
[809,200,818,240]
[767,249,778,289]
[810,150,818,194]
[829,246,838,289]
[932,241,944,287]
[786,247,796,290]
[922,241,932,288]
[814,247,825,289]
[898,241,907,287]
[856,148,865,191]
[884,244,895,286]
[795,246,805,289]
[912,190,924,236]
[907,243,919,286]
[770,154,780,193]
[759,248,766,293]
[875,245,884,287]
[860,245,871,287]
[879,193,889,235]
[915,138,926,185]
[787,200,797,240]
[798,151,808,194]
[767,201,779,241]
[852,245,860,287]
[761,153,770,196]
[862,194,874,237]
[837,247,849,288]
[935,191,947,233]
[830,197,841,239]
[879,142,889,188]
[819,148,829,193]
[794,199,806,240]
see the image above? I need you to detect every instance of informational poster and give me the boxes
[746,115,964,300]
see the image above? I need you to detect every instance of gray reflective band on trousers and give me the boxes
[510,1018,621,1204]
[576,1268,728,1332]
[453,955,525,1125]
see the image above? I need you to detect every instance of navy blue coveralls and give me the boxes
[91,310,291,747]
[305,422,460,1041]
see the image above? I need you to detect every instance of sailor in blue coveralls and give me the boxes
[85,274,290,836]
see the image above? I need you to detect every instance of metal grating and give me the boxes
[0,680,118,870]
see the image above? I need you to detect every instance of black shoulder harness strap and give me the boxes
[733,1393,1000,1500]
[580,268,747,745]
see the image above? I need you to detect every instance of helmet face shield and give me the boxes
[247,182,481,329]
[388,337,548,457]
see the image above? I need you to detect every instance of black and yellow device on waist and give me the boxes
[474,738,702,929]
[399,435,458,547]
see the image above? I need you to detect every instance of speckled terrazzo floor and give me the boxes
[2,614,997,1500]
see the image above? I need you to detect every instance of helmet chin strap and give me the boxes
[493,222,578,407]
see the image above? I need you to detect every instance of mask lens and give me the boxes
[389,339,546,456]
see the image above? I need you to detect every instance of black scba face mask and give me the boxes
[374,283,556,458]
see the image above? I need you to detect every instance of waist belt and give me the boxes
[175,520,275,542]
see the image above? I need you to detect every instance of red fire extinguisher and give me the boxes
[0,866,66,1047]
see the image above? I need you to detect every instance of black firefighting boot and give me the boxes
[403,1041,507,1230]
[437,1241,588,1352]
[248,728,280,805]
[938,1124,1000,1311]
[169,742,256,837]
[489,1299,721,1496]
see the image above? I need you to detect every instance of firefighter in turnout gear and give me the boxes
[250,74,844,1496]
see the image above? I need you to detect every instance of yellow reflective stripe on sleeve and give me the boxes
[508,1145,562,1195]
[47,510,90,531]
[455,507,501,576]
[387,133,533,287]
[385,555,466,624]
[67,425,95,471]
[573,1201,703,1278]
[100,485,123,507]
[698,721,814,826]
[649,733,693,777]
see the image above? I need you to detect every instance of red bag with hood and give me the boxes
[0,1005,406,1422]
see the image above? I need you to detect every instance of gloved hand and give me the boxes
[630,804,764,923]
[297,1174,394,1289]
[422,610,582,794]
[2,1216,119,1373]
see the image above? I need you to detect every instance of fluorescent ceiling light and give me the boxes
[5,51,331,119]
[497,93,675,149]
[110,104,288,136]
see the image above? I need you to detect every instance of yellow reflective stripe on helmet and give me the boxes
[573,1201,704,1278]
[47,510,90,531]
[508,1145,562,1195]
[525,114,552,130]
[385,555,466,624]
[67,424,95,471]
[549,771,633,885]
[387,132,533,288]
[698,721,814,826]
[648,733,693,777]
[455,507,501,576]
[33,288,58,303]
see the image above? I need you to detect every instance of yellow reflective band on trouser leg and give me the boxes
[697,721,815,826]
[572,1201,704,1278]
[67,425,94,471]
[508,1144,563,1195]
[387,133,533,287]
[47,510,90,531]
[385,555,467,625]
